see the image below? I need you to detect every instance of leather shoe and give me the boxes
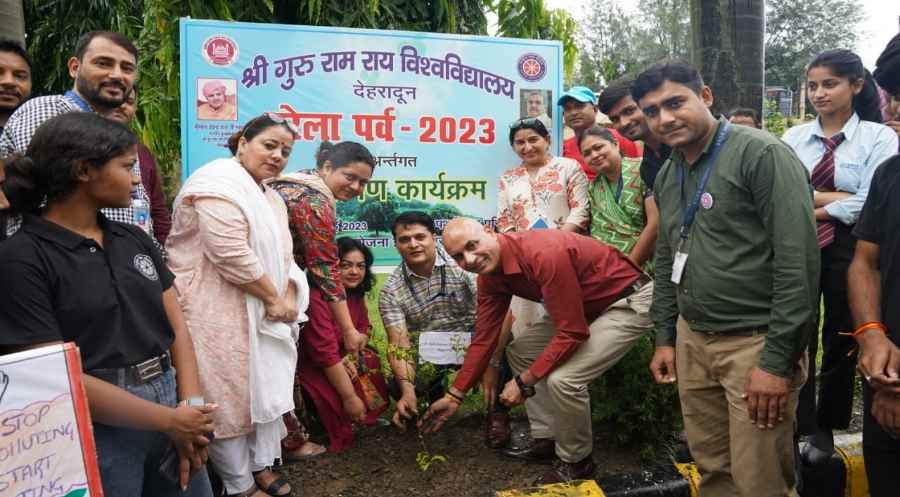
[534,454,596,484]
[499,437,555,463]
[800,441,834,466]
[485,412,511,448]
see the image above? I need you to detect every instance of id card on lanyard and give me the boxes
[671,122,732,284]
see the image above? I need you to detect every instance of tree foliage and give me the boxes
[22,0,489,197]
[764,0,863,91]
[573,0,690,88]
[488,0,578,82]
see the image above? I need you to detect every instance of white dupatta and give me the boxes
[175,158,308,450]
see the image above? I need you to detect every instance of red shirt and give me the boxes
[564,129,642,181]
[452,230,642,392]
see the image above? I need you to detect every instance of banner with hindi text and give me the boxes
[180,19,563,265]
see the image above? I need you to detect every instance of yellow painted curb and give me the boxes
[833,434,868,497]
[495,479,605,497]
[674,462,699,497]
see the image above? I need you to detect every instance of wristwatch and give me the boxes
[514,375,536,398]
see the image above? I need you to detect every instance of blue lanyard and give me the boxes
[64,90,93,112]
[676,122,731,242]
[614,174,624,203]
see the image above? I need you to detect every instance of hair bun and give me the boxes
[316,141,335,163]
[3,154,43,213]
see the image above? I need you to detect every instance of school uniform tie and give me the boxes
[810,133,845,248]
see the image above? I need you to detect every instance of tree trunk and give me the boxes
[691,0,764,119]
[0,0,25,46]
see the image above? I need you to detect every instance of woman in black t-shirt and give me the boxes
[0,112,214,497]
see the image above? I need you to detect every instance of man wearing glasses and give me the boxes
[379,211,479,429]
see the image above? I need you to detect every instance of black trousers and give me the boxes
[798,222,858,435]
[863,382,900,497]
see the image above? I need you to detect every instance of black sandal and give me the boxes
[252,469,291,497]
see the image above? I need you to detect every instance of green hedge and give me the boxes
[589,335,683,461]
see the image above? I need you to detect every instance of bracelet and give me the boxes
[445,389,464,403]
[443,393,462,405]
[488,357,502,369]
[852,321,887,337]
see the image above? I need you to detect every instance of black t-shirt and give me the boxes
[639,142,672,191]
[0,214,175,369]
[853,155,900,343]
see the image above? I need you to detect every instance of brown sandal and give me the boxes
[252,469,291,497]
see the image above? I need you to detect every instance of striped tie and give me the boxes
[810,133,845,248]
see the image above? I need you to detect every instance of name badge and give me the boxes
[418,331,470,365]
[671,251,688,284]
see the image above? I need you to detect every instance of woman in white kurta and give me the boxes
[167,114,320,497]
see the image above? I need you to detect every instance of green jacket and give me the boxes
[650,117,819,378]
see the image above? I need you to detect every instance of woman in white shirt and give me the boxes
[783,49,899,465]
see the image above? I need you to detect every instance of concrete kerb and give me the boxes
[495,433,867,497]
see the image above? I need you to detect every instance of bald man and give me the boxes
[420,218,653,484]
[197,80,236,120]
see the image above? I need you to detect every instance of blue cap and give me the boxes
[557,86,597,106]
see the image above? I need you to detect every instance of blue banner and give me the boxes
[180,19,563,265]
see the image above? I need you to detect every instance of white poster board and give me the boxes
[0,343,103,497]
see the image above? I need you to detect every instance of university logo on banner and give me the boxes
[202,35,239,66]
[517,53,547,82]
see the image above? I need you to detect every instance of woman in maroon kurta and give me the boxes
[298,237,386,452]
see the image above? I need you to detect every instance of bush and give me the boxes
[589,335,683,461]
[764,100,788,136]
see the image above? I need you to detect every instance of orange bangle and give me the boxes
[852,321,887,337]
[443,393,462,405]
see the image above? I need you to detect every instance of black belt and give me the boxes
[702,327,768,337]
[618,273,652,301]
[89,351,172,386]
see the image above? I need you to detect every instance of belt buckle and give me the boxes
[631,275,647,292]
[135,356,163,383]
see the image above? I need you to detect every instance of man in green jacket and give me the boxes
[635,60,819,497]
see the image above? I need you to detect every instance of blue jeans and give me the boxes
[92,368,213,497]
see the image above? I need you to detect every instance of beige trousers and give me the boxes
[675,317,806,497]
[506,282,654,462]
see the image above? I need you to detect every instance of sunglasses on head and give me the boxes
[266,112,300,135]
[509,117,548,134]
[241,112,300,137]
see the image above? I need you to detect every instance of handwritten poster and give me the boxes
[180,19,563,265]
[0,344,102,497]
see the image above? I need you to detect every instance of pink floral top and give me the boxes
[496,156,590,232]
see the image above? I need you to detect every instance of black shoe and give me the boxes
[800,441,834,466]
[499,437,555,463]
[534,454,596,484]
